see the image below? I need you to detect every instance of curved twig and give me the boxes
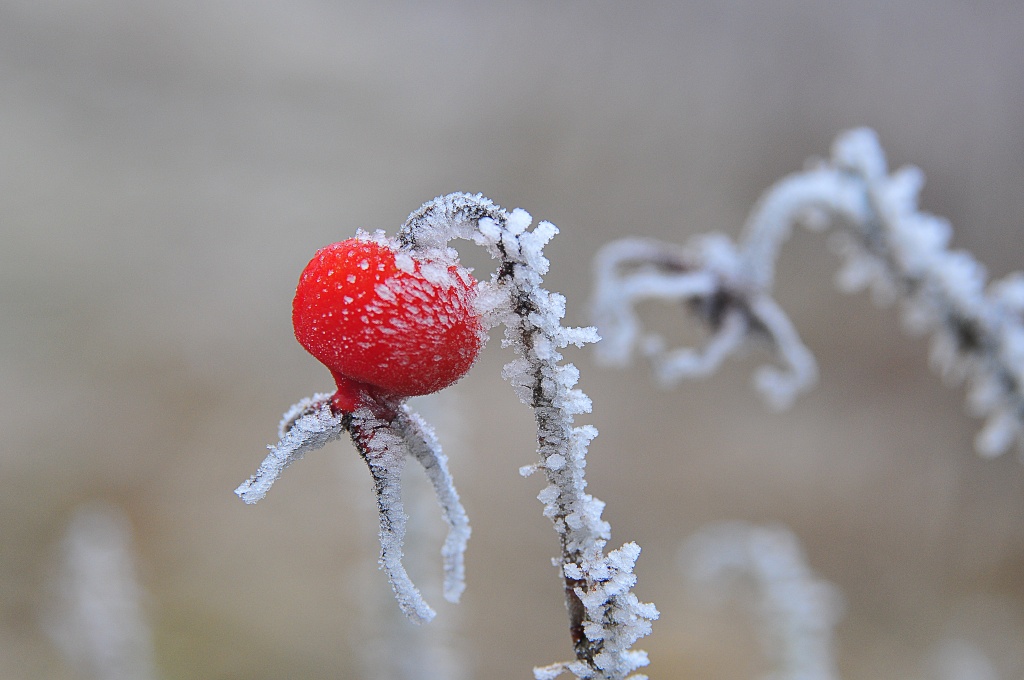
[592,128,1024,454]
[401,193,657,680]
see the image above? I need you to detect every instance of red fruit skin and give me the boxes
[292,238,483,412]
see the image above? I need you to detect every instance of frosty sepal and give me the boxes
[592,235,817,410]
[392,405,471,604]
[236,395,471,624]
[347,405,435,624]
[235,394,343,504]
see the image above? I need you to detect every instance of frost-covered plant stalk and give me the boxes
[44,503,157,680]
[680,522,844,680]
[236,193,657,679]
[592,128,1024,457]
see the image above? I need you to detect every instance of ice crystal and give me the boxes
[592,128,1024,457]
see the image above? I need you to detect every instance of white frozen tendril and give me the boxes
[398,406,471,604]
[236,396,346,505]
[592,128,1024,457]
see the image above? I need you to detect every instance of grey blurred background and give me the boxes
[2,1,1023,678]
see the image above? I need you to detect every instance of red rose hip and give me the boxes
[292,237,483,412]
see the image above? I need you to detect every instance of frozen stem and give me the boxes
[237,193,657,675]
[401,193,657,679]
[593,128,1024,456]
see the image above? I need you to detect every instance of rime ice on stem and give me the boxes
[592,128,1024,457]
[236,193,656,677]
[236,394,467,624]
[400,193,657,680]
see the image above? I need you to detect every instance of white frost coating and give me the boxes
[592,128,1024,456]
[351,406,437,624]
[44,503,158,680]
[400,193,657,679]
[553,541,656,679]
[277,391,336,439]
[237,393,472,623]
[237,397,347,504]
[397,406,471,603]
[394,250,416,274]
[680,522,844,680]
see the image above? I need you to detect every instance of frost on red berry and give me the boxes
[238,194,654,673]
[292,237,483,412]
[238,230,480,625]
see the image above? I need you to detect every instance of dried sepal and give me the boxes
[236,394,472,624]
[235,396,346,505]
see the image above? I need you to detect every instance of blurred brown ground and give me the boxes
[2,1,1023,678]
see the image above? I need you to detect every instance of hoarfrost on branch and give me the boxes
[400,193,657,679]
[236,193,656,678]
[592,128,1024,458]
